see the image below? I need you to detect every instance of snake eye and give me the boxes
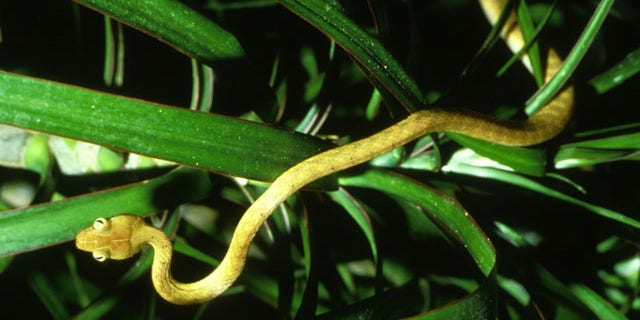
[93,250,110,262]
[93,217,110,231]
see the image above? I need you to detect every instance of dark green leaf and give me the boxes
[589,47,640,94]
[444,161,640,229]
[340,170,495,276]
[571,285,627,320]
[76,0,245,62]
[526,0,614,114]
[279,0,425,111]
[0,72,336,188]
[0,167,210,257]
[328,189,378,263]
[449,133,547,176]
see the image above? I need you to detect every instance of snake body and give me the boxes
[76,0,574,305]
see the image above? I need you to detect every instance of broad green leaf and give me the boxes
[76,0,245,62]
[0,72,336,188]
[0,167,210,257]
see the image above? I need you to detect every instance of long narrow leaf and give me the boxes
[340,170,497,318]
[444,160,640,229]
[278,0,425,111]
[340,170,495,277]
[525,0,614,114]
[75,0,245,62]
[0,167,210,257]
[571,284,627,320]
[0,72,336,188]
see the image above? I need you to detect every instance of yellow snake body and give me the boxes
[76,0,574,305]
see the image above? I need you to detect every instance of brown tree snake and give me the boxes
[76,0,574,305]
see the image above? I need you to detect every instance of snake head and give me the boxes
[75,215,147,262]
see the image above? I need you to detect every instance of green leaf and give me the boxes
[328,188,378,264]
[589,47,640,94]
[279,0,425,111]
[562,132,640,150]
[206,0,277,11]
[515,0,544,85]
[570,284,627,320]
[526,0,614,114]
[76,0,245,62]
[417,270,497,319]
[498,275,530,306]
[0,72,336,188]
[173,238,220,266]
[370,147,403,167]
[448,133,547,176]
[28,271,70,320]
[175,237,281,307]
[497,0,554,85]
[444,160,640,229]
[0,167,210,257]
[314,281,426,319]
[340,170,495,276]
[23,133,52,184]
[555,132,640,169]
[555,148,639,169]
[0,256,13,273]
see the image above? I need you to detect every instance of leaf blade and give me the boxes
[0,168,210,257]
[0,72,336,187]
[76,0,245,62]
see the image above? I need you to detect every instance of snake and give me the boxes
[76,0,574,305]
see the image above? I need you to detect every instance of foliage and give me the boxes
[0,0,638,318]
